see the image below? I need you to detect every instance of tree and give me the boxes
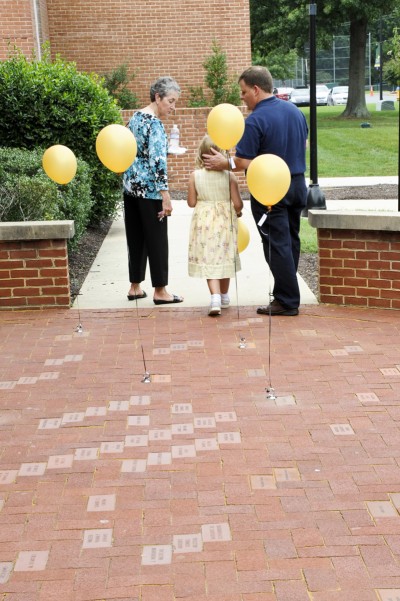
[383,28,400,87]
[250,0,398,118]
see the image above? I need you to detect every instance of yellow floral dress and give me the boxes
[188,169,241,278]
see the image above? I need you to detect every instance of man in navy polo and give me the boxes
[203,66,308,316]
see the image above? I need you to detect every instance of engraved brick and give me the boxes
[74,447,99,460]
[142,544,172,565]
[130,395,151,405]
[300,329,318,336]
[18,463,47,476]
[152,374,171,383]
[100,441,124,453]
[61,412,85,424]
[275,395,296,406]
[275,467,300,482]
[330,424,355,435]
[108,400,130,411]
[367,501,398,518]
[217,431,241,444]
[44,358,64,366]
[195,438,219,451]
[380,368,400,376]
[171,423,194,435]
[173,533,202,553]
[215,411,237,422]
[38,372,59,380]
[344,345,363,353]
[0,470,18,484]
[170,343,188,351]
[124,434,149,447]
[87,494,116,512]
[149,429,172,441]
[329,349,349,356]
[147,452,172,465]
[247,369,265,377]
[38,417,62,429]
[251,475,276,490]
[187,340,204,347]
[0,381,16,389]
[17,376,37,384]
[121,459,147,473]
[82,528,113,548]
[194,416,216,428]
[377,589,400,601]
[152,347,171,355]
[171,444,196,458]
[201,522,231,542]
[128,415,150,426]
[171,403,192,414]
[356,392,380,403]
[47,454,74,469]
[14,550,49,571]
[0,562,13,584]
[64,354,83,362]
[85,406,107,417]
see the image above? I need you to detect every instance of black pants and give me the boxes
[123,193,168,288]
[250,174,307,309]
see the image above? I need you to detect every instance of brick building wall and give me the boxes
[30,0,250,106]
[0,0,49,59]
[318,229,400,310]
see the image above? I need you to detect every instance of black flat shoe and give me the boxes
[153,294,183,305]
[127,291,147,301]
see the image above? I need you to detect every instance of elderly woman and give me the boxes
[122,76,183,304]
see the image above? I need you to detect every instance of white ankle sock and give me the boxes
[210,294,221,304]
[221,293,229,302]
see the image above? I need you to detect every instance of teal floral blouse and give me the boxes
[123,112,168,199]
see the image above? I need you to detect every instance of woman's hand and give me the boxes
[158,191,173,220]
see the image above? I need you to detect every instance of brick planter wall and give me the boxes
[0,221,74,310]
[309,210,400,310]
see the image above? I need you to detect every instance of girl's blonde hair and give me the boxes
[195,134,227,168]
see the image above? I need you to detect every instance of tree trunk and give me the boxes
[342,18,370,118]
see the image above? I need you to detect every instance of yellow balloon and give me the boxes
[42,145,77,185]
[96,124,137,172]
[237,218,250,253]
[207,103,245,150]
[246,154,291,206]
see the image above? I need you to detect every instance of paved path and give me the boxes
[73,176,399,311]
[0,176,399,600]
[0,303,400,600]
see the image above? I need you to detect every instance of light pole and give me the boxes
[303,2,326,216]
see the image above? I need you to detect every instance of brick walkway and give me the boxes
[1,304,400,601]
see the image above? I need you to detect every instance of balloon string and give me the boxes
[226,151,241,326]
[267,206,274,390]
[123,203,149,379]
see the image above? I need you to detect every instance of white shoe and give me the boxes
[208,301,221,316]
[221,296,230,308]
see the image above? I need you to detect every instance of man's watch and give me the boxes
[228,157,236,171]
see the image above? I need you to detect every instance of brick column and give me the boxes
[0,221,74,310]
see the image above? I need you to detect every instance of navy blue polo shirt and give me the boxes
[235,96,308,175]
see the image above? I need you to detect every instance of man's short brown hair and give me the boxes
[238,66,273,94]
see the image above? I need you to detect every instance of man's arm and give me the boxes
[202,147,251,172]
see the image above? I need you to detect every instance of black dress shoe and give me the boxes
[257,300,299,316]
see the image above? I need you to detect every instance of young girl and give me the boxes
[187,135,243,316]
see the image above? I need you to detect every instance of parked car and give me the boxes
[316,84,329,105]
[289,87,310,106]
[327,86,349,106]
[273,87,292,101]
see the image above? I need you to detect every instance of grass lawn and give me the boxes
[301,104,399,177]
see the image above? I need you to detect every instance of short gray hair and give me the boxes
[150,76,181,101]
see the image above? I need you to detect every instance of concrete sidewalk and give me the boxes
[73,176,398,311]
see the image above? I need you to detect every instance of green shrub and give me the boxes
[188,40,241,107]
[0,47,123,223]
[102,63,139,109]
[0,147,92,248]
